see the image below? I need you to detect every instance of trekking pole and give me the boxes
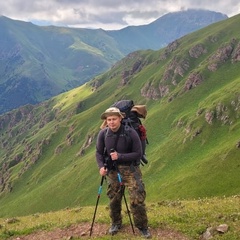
[118,176,135,234]
[111,149,135,234]
[89,164,107,236]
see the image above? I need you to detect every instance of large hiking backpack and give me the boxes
[111,100,148,165]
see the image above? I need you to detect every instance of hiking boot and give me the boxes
[138,228,151,239]
[108,224,122,235]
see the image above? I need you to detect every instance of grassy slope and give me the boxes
[0,15,239,218]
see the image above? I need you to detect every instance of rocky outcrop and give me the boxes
[208,39,240,71]
[208,42,234,71]
[142,38,240,100]
[90,78,103,91]
[77,134,95,156]
[204,96,240,126]
[121,70,131,85]
[142,55,191,99]
[205,110,215,124]
[141,82,161,100]
[159,85,170,97]
[0,102,57,193]
[163,57,190,83]
[201,224,229,240]
[184,72,203,90]
[189,44,207,58]
[0,163,11,192]
[159,40,179,60]
[231,42,240,62]
[120,59,143,86]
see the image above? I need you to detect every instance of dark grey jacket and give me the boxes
[96,125,142,169]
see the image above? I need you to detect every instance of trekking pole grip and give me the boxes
[110,148,115,153]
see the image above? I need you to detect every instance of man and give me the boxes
[95,107,151,238]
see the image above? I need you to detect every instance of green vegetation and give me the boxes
[0,13,239,240]
[0,196,239,239]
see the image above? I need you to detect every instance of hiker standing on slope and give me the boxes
[95,107,151,239]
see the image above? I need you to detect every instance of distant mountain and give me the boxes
[0,13,239,217]
[108,9,228,53]
[0,9,227,114]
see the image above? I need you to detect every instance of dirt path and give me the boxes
[11,223,190,240]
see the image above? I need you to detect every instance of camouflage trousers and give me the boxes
[107,164,148,229]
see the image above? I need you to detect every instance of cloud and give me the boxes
[0,0,239,30]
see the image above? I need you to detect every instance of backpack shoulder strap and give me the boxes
[103,127,121,151]
[103,127,109,140]
[103,127,109,154]
[121,124,132,147]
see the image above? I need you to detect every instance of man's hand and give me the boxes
[110,151,118,161]
[99,167,108,176]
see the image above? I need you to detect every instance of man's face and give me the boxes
[106,115,122,132]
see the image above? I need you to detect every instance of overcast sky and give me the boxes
[0,0,239,30]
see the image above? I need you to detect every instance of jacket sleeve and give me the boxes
[95,129,106,169]
[117,129,142,163]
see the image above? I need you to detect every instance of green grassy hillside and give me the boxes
[0,14,239,218]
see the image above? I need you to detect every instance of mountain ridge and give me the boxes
[0,9,227,114]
